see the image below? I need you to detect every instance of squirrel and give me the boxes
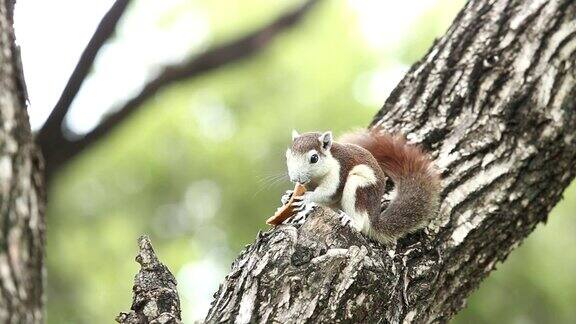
[285,128,441,244]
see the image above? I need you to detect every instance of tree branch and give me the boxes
[116,236,181,324]
[37,0,132,149]
[38,0,320,181]
[205,0,576,322]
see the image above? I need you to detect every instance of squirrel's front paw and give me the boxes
[285,202,316,225]
[291,192,311,212]
[280,190,294,205]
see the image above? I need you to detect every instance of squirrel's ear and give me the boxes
[292,129,300,141]
[319,131,332,151]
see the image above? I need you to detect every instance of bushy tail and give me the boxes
[339,128,441,242]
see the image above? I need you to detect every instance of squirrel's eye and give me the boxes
[310,154,319,164]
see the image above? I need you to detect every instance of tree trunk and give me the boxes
[0,0,46,322]
[205,0,576,322]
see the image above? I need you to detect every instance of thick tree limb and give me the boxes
[116,236,181,324]
[205,0,576,322]
[37,0,319,181]
[37,0,132,147]
[0,0,46,322]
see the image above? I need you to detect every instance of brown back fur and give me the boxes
[339,129,440,185]
[339,128,442,242]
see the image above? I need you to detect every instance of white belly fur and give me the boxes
[341,164,377,234]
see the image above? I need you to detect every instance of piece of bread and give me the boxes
[266,183,306,226]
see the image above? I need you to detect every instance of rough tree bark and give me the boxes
[204,0,576,323]
[117,236,181,324]
[0,0,46,322]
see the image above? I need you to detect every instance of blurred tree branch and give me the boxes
[36,0,320,181]
[37,0,132,152]
[204,0,576,322]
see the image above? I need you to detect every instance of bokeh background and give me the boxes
[14,0,576,323]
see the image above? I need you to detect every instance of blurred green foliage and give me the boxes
[45,0,576,323]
